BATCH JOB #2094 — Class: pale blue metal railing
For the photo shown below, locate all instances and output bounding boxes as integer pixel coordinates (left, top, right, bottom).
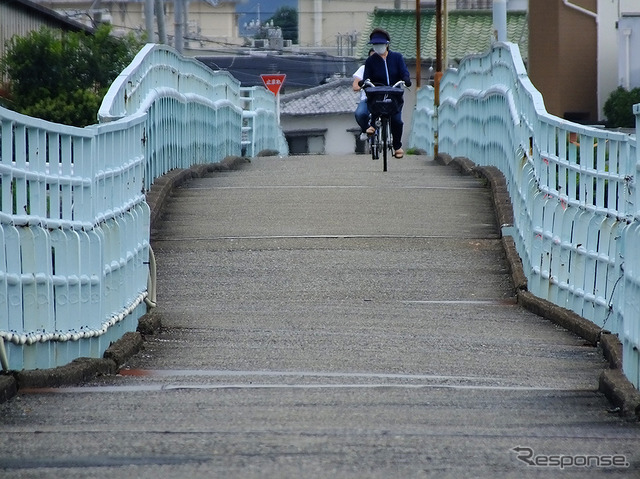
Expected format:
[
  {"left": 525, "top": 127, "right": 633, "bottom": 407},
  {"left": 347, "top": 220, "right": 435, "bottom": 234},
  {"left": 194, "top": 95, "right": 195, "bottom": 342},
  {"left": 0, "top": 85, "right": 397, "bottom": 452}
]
[
  {"left": 240, "top": 86, "right": 287, "bottom": 157},
  {"left": 0, "top": 108, "right": 150, "bottom": 370},
  {"left": 410, "top": 42, "right": 640, "bottom": 390},
  {"left": 99, "top": 43, "right": 288, "bottom": 188},
  {"left": 0, "top": 43, "right": 287, "bottom": 371}
]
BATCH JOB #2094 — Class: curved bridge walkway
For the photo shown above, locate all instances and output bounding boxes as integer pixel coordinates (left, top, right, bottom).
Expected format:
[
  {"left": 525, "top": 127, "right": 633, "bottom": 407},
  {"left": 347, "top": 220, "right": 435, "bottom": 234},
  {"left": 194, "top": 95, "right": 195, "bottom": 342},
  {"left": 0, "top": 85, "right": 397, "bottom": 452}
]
[{"left": 1, "top": 154, "right": 639, "bottom": 477}]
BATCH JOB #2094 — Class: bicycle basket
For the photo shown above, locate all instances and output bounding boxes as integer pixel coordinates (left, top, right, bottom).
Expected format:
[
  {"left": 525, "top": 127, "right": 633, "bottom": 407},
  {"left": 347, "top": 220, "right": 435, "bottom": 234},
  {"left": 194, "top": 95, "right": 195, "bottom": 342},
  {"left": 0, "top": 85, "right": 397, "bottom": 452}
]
[{"left": 365, "top": 86, "right": 404, "bottom": 117}]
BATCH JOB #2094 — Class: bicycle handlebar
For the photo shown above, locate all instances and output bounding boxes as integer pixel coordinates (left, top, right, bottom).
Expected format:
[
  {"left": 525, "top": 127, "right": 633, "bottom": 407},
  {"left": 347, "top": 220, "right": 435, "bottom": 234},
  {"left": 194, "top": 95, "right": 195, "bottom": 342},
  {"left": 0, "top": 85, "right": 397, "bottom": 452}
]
[{"left": 360, "top": 79, "right": 410, "bottom": 89}]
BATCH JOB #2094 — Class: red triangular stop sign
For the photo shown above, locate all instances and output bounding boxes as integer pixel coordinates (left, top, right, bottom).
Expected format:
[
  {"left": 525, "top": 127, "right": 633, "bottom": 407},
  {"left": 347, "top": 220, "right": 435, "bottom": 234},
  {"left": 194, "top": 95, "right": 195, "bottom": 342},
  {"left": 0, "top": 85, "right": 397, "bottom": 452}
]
[{"left": 261, "top": 74, "right": 286, "bottom": 95}]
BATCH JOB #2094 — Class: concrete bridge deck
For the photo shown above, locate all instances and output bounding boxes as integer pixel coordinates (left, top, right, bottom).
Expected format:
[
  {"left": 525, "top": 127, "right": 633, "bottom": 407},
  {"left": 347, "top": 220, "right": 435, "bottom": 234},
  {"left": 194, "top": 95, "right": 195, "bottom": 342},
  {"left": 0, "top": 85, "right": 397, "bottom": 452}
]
[{"left": 0, "top": 153, "right": 638, "bottom": 477}]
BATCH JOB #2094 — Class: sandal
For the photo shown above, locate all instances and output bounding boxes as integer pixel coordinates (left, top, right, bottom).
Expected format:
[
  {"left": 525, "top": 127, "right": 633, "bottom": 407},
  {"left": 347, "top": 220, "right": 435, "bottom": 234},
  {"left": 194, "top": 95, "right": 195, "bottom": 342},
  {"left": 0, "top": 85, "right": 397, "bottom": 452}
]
[{"left": 394, "top": 148, "right": 404, "bottom": 158}]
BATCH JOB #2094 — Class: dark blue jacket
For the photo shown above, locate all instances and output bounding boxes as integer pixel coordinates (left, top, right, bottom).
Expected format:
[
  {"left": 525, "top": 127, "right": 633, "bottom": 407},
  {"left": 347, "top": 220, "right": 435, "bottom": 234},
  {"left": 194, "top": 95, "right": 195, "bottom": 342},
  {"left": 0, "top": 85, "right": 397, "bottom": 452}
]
[{"left": 363, "top": 50, "right": 411, "bottom": 87}]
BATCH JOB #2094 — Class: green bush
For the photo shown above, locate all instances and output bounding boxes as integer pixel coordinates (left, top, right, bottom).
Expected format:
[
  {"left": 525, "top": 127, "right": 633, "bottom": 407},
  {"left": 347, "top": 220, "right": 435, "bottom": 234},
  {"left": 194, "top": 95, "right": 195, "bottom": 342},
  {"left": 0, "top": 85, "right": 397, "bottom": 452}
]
[
  {"left": 603, "top": 86, "right": 640, "bottom": 128},
  {"left": 0, "top": 24, "right": 143, "bottom": 127},
  {"left": 22, "top": 88, "right": 103, "bottom": 126}
]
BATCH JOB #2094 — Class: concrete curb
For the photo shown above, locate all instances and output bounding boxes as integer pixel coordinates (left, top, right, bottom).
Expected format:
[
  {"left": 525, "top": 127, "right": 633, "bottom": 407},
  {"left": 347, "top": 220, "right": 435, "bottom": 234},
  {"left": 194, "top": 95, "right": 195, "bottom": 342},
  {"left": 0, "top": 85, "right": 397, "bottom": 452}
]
[
  {"left": 0, "top": 375, "right": 17, "bottom": 402},
  {"left": 16, "top": 358, "right": 118, "bottom": 390},
  {"left": 0, "top": 155, "right": 252, "bottom": 403},
  {"left": 435, "top": 153, "right": 640, "bottom": 420}
]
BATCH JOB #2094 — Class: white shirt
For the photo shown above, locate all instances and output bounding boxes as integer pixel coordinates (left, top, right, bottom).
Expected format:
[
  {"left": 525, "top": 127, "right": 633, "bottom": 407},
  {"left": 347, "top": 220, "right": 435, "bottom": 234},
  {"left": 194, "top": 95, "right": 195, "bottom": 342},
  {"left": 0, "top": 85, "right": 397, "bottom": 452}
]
[{"left": 353, "top": 65, "right": 366, "bottom": 101}]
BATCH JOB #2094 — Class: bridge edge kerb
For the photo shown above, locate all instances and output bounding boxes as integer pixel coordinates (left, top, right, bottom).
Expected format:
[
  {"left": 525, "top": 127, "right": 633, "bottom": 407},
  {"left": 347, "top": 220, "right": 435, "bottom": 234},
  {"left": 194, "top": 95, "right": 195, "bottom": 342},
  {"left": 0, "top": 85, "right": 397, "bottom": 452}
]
[
  {"left": 595, "top": 333, "right": 640, "bottom": 420},
  {"left": 599, "top": 369, "right": 640, "bottom": 419},
  {"left": 475, "top": 165, "right": 515, "bottom": 228},
  {"left": 501, "top": 235, "right": 528, "bottom": 292},
  {"left": 443, "top": 154, "right": 640, "bottom": 421},
  {"left": 0, "top": 375, "right": 17, "bottom": 403},
  {"left": 14, "top": 357, "right": 118, "bottom": 390},
  {"left": 600, "top": 331, "right": 623, "bottom": 370},
  {"left": 103, "top": 332, "right": 145, "bottom": 370}
]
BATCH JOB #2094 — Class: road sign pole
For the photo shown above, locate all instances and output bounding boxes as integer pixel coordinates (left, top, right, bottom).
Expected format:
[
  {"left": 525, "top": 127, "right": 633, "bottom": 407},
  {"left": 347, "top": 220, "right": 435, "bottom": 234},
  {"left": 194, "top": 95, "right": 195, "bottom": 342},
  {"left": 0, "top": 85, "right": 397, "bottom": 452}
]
[{"left": 260, "top": 74, "right": 286, "bottom": 124}]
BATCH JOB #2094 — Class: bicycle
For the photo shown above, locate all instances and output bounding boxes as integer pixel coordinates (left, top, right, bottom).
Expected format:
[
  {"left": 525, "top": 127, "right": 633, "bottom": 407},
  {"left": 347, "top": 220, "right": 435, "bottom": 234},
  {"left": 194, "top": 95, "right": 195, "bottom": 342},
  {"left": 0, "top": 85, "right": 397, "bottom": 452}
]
[{"left": 361, "top": 79, "right": 407, "bottom": 172}]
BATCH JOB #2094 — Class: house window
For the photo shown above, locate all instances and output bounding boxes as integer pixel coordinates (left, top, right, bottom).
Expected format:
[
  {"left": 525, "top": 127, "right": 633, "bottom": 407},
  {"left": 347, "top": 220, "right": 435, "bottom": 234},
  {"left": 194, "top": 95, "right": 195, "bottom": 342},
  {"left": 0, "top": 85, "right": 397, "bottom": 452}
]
[{"left": 284, "top": 129, "right": 326, "bottom": 154}]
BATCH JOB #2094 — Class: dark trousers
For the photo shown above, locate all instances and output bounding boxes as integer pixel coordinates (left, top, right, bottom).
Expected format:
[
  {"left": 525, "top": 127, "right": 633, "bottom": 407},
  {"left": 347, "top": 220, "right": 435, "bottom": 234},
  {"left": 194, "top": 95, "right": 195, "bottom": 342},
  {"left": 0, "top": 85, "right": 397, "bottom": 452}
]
[{"left": 390, "top": 111, "right": 403, "bottom": 150}]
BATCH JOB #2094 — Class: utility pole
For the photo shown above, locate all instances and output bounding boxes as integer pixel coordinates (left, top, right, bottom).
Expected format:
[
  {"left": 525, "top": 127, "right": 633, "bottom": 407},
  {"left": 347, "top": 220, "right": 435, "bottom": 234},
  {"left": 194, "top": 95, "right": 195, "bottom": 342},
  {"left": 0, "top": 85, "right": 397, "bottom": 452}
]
[
  {"left": 493, "top": 0, "right": 507, "bottom": 43},
  {"left": 443, "top": 0, "right": 447, "bottom": 69},
  {"left": 434, "top": 0, "right": 443, "bottom": 159},
  {"left": 145, "top": 0, "right": 155, "bottom": 42},
  {"left": 416, "top": 0, "right": 421, "bottom": 88},
  {"left": 174, "top": 0, "right": 184, "bottom": 53},
  {"left": 156, "top": 0, "right": 167, "bottom": 44},
  {"left": 184, "top": 0, "right": 190, "bottom": 48},
  {"left": 314, "top": 0, "right": 322, "bottom": 46}
]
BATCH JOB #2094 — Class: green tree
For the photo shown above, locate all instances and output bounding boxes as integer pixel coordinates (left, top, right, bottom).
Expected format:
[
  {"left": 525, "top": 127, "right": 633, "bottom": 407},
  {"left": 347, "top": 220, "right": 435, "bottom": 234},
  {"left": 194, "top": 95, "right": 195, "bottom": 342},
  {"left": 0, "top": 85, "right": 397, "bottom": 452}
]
[
  {"left": 267, "top": 6, "right": 298, "bottom": 43},
  {"left": 0, "top": 24, "right": 143, "bottom": 127},
  {"left": 603, "top": 86, "right": 640, "bottom": 128}
]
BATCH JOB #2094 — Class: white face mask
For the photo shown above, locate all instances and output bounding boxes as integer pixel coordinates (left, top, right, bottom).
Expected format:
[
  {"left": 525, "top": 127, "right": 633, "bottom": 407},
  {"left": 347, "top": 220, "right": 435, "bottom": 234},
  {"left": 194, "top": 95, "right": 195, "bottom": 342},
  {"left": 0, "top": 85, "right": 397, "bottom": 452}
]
[{"left": 373, "top": 44, "right": 388, "bottom": 55}]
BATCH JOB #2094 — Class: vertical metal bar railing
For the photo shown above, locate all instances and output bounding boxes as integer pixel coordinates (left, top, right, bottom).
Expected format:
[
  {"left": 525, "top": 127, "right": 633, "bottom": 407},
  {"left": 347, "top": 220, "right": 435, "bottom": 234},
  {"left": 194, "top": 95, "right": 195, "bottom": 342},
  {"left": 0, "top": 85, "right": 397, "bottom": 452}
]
[
  {"left": 0, "top": 42, "right": 287, "bottom": 371},
  {"left": 410, "top": 42, "right": 640, "bottom": 389}
]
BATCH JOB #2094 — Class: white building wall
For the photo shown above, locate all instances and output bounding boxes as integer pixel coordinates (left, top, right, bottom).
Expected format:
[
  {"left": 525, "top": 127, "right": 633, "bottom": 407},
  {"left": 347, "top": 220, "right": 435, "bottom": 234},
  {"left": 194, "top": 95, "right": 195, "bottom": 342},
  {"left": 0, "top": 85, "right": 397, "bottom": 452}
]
[
  {"left": 598, "top": 0, "right": 640, "bottom": 120},
  {"left": 617, "top": 15, "right": 640, "bottom": 90},
  {"left": 599, "top": 0, "right": 622, "bottom": 120},
  {"left": 281, "top": 114, "right": 360, "bottom": 155}
]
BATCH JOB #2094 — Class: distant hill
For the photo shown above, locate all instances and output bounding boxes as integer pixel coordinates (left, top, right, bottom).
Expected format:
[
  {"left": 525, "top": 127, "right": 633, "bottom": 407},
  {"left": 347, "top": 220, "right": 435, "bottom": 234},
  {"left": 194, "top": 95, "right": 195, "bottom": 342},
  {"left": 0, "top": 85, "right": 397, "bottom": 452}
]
[{"left": 237, "top": 0, "right": 297, "bottom": 35}]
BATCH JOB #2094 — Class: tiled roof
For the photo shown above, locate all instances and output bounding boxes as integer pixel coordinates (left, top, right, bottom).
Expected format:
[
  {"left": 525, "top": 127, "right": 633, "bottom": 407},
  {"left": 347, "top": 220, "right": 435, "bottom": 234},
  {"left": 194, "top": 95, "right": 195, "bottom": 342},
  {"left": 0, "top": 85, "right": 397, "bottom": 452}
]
[
  {"left": 356, "top": 9, "right": 528, "bottom": 62},
  {"left": 280, "top": 78, "right": 359, "bottom": 116}
]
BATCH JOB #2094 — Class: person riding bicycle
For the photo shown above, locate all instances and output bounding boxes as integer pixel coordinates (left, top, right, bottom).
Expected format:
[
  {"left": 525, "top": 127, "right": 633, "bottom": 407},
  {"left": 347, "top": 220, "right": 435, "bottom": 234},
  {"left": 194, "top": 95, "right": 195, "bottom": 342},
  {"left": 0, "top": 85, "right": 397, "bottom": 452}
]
[
  {"left": 352, "top": 48, "right": 375, "bottom": 138},
  {"left": 362, "top": 28, "right": 411, "bottom": 158}
]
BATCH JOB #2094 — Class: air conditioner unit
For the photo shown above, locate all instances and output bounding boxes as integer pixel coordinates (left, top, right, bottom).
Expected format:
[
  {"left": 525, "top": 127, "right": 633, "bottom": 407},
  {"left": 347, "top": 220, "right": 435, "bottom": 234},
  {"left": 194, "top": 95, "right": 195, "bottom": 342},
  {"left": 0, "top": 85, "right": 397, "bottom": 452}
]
[{"left": 269, "top": 37, "right": 283, "bottom": 50}]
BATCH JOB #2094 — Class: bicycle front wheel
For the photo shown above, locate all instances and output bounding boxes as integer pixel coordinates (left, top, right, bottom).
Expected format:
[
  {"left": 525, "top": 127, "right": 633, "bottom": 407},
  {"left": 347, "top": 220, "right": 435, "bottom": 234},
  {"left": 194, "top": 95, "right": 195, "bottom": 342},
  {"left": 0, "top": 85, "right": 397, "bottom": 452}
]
[
  {"left": 381, "top": 119, "right": 389, "bottom": 172},
  {"left": 370, "top": 129, "right": 379, "bottom": 161}
]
